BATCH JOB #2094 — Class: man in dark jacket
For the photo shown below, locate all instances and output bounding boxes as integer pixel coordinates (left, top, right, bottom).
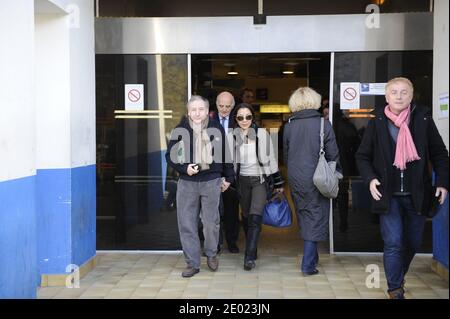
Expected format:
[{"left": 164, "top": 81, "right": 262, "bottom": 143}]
[
  {"left": 355, "top": 77, "right": 449, "bottom": 299},
  {"left": 214, "top": 91, "right": 240, "bottom": 253},
  {"left": 166, "top": 95, "right": 235, "bottom": 278}
]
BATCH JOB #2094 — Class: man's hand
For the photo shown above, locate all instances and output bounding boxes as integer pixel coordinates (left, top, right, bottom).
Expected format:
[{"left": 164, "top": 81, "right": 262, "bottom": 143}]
[
  {"left": 187, "top": 164, "right": 199, "bottom": 176},
  {"left": 221, "top": 180, "right": 230, "bottom": 192},
  {"left": 435, "top": 187, "right": 448, "bottom": 205},
  {"left": 369, "top": 179, "right": 382, "bottom": 201}
]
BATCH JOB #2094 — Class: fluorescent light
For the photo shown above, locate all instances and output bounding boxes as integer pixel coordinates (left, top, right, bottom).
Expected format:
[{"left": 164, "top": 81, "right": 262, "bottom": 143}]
[
  {"left": 227, "top": 71, "right": 238, "bottom": 75},
  {"left": 282, "top": 70, "right": 294, "bottom": 74}
]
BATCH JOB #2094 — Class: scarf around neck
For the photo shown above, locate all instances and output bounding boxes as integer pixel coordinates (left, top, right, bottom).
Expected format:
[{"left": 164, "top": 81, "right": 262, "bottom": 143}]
[
  {"left": 384, "top": 104, "right": 420, "bottom": 170},
  {"left": 189, "top": 117, "right": 212, "bottom": 170}
]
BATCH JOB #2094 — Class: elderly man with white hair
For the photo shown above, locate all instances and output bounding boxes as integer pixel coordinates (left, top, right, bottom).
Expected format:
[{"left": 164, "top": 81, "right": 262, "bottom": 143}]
[
  {"left": 166, "top": 95, "right": 235, "bottom": 278},
  {"left": 356, "top": 77, "right": 449, "bottom": 299},
  {"left": 214, "top": 91, "right": 241, "bottom": 254}
]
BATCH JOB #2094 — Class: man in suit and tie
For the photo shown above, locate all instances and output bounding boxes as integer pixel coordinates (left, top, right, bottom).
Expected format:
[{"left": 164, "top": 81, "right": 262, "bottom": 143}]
[{"left": 215, "top": 91, "right": 240, "bottom": 253}]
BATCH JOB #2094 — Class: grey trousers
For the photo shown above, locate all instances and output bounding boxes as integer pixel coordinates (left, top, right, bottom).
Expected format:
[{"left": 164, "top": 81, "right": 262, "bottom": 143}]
[
  {"left": 238, "top": 175, "right": 267, "bottom": 217},
  {"left": 176, "top": 178, "right": 222, "bottom": 269}
]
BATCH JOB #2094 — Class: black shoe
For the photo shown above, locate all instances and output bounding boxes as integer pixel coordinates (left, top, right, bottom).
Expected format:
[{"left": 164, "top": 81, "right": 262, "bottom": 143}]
[
  {"left": 302, "top": 269, "right": 319, "bottom": 276},
  {"left": 244, "top": 259, "right": 256, "bottom": 271},
  {"left": 228, "top": 243, "right": 240, "bottom": 254},
  {"left": 182, "top": 267, "right": 200, "bottom": 278}
]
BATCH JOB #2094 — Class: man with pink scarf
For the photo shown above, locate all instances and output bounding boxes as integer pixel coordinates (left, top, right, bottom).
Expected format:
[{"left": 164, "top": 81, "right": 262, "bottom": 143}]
[{"left": 356, "top": 77, "right": 449, "bottom": 299}]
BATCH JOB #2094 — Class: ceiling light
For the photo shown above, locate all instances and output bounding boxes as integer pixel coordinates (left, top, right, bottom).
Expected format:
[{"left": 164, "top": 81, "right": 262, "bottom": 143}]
[
  {"left": 282, "top": 70, "right": 294, "bottom": 75},
  {"left": 227, "top": 66, "right": 238, "bottom": 75}
]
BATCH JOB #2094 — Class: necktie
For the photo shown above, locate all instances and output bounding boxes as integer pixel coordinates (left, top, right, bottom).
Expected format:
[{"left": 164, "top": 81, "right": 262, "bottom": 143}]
[{"left": 221, "top": 117, "right": 226, "bottom": 128}]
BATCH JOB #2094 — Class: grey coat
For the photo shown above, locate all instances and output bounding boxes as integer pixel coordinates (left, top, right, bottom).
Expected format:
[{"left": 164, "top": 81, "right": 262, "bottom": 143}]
[{"left": 283, "top": 109, "right": 341, "bottom": 241}]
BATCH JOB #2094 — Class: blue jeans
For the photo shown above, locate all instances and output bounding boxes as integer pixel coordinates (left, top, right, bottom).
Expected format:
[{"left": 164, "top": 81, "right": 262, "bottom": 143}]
[
  {"left": 380, "top": 195, "right": 426, "bottom": 292},
  {"left": 301, "top": 240, "right": 319, "bottom": 273}
]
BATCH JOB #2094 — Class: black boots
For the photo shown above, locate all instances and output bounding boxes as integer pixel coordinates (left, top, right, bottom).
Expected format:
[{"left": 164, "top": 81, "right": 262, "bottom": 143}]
[
  {"left": 242, "top": 216, "right": 258, "bottom": 260},
  {"left": 242, "top": 216, "right": 249, "bottom": 237},
  {"left": 244, "top": 214, "right": 262, "bottom": 271}
]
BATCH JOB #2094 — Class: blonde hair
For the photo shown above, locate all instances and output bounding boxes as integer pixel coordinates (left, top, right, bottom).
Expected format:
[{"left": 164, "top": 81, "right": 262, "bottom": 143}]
[
  {"left": 288, "top": 87, "right": 322, "bottom": 112},
  {"left": 385, "top": 77, "right": 414, "bottom": 93}
]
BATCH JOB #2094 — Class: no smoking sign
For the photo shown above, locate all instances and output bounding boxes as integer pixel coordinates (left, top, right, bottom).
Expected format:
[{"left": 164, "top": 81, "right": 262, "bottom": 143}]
[
  {"left": 340, "top": 82, "right": 360, "bottom": 110},
  {"left": 125, "top": 84, "right": 144, "bottom": 111}
]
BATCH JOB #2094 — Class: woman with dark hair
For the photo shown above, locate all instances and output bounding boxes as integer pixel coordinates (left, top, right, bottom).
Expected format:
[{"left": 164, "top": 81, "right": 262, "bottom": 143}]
[{"left": 231, "top": 103, "right": 284, "bottom": 270}]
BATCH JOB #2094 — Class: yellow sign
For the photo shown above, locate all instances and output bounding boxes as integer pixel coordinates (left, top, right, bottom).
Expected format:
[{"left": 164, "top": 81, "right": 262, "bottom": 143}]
[{"left": 260, "top": 104, "right": 291, "bottom": 113}]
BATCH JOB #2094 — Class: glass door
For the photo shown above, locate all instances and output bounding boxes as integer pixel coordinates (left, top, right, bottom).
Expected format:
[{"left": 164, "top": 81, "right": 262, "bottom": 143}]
[
  {"left": 96, "top": 54, "right": 187, "bottom": 249},
  {"left": 331, "top": 51, "right": 433, "bottom": 253}
]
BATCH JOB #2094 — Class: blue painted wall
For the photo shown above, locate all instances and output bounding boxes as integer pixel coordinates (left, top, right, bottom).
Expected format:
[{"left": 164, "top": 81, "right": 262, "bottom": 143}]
[
  {"left": 0, "top": 175, "right": 38, "bottom": 299},
  {"left": 37, "top": 165, "right": 97, "bottom": 275},
  {"left": 0, "top": 165, "right": 96, "bottom": 298},
  {"left": 433, "top": 196, "right": 449, "bottom": 269},
  {"left": 71, "top": 165, "right": 96, "bottom": 267},
  {"left": 36, "top": 169, "right": 72, "bottom": 275}
]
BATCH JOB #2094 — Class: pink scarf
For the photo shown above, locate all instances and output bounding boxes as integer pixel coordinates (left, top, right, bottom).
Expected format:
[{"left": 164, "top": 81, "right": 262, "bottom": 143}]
[{"left": 384, "top": 105, "right": 420, "bottom": 170}]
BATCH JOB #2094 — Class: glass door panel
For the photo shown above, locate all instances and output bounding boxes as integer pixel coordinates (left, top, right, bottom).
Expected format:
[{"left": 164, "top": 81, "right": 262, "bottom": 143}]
[
  {"left": 96, "top": 54, "right": 187, "bottom": 249},
  {"left": 331, "top": 51, "right": 433, "bottom": 253}
]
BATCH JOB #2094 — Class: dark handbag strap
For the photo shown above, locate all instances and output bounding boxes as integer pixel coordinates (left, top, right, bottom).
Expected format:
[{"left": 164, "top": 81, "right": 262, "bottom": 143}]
[{"left": 269, "top": 191, "right": 285, "bottom": 202}]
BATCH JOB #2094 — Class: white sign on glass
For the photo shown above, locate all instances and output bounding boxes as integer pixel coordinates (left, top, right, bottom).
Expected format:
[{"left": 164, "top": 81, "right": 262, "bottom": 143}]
[
  {"left": 360, "top": 83, "right": 387, "bottom": 96},
  {"left": 125, "top": 84, "right": 144, "bottom": 111},
  {"left": 340, "top": 82, "right": 360, "bottom": 109}
]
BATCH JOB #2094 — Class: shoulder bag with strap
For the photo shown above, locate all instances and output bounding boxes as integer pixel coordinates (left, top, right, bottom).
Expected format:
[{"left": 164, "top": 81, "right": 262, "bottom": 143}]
[{"left": 313, "top": 117, "right": 343, "bottom": 198}]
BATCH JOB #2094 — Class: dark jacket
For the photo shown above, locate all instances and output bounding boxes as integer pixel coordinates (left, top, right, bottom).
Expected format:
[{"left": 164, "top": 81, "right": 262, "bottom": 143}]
[
  {"left": 355, "top": 105, "right": 449, "bottom": 216},
  {"left": 213, "top": 110, "right": 236, "bottom": 130},
  {"left": 165, "top": 116, "right": 235, "bottom": 184},
  {"left": 334, "top": 111, "right": 361, "bottom": 176},
  {"left": 283, "top": 109, "right": 341, "bottom": 241}
]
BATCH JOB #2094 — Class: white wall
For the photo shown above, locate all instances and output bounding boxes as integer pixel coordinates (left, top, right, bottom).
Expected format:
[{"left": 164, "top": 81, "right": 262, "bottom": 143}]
[
  {"left": 68, "top": 0, "right": 96, "bottom": 168},
  {"left": 0, "top": 0, "right": 36, "bottom": 182},
  {"left": 35, "top": 14, "right": 71, "bottom": 169},
  {"left": 35, "top": 0, "right": 96, "bottom": 170},
  {"left": 433, "top": 0, "right": 449, "bottom": 149}
]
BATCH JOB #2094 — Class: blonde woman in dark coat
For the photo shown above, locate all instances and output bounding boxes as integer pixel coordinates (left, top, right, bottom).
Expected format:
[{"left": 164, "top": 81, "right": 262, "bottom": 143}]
[{"left": 283, "top": 87, "right": 341, "bottom": 276}]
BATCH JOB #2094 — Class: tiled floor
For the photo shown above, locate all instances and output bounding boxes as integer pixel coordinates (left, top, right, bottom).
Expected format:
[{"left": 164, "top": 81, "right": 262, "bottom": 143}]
[
  {"left": 37, "top": 185, "right": 448, "bottom": 300},
  {"left": 37, "top": 249, "right": 448, "bottom": 299},
  {"left": 38, "top": 187, "right": 449, "bottom": 300}
]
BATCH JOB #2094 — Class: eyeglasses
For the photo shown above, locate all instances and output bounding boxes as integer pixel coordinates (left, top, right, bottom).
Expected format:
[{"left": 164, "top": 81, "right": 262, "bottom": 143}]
[
  {"left": 236, "top": 115, "right": 253, "bottom": 121},
  {"left": 218, "top": 104, "right": 232, "bottom": 109}
]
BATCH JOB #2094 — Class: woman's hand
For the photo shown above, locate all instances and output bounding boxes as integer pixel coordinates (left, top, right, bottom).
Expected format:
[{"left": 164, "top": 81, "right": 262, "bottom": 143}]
[{"left": 274, "top": 188, "right": 284, "bottom": 194}]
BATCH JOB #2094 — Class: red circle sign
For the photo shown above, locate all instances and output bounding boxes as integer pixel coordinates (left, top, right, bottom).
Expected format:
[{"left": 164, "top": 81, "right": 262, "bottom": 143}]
[
  {"left": 128, "top": 89, "right": 141, "bottom": 102},
  {"left": 343, "top": 88, "right": 357, "bottom": 101}
]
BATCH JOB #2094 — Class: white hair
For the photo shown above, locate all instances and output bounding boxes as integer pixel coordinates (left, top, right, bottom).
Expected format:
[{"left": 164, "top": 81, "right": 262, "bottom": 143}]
[{"left": 186, "top": 95, "right": 209, "bottom": 109}]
